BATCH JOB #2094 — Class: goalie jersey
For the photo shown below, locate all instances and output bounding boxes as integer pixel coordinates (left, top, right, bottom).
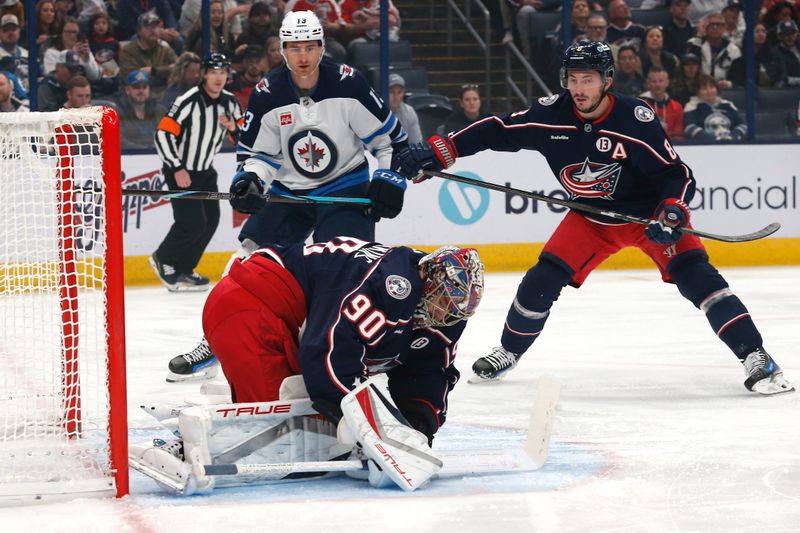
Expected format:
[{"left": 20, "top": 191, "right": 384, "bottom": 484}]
[
  {"left": 448, "top": 91, "right": 697, "bottom": 222},
  {"left": 255, "top": 237, "right": 463, "bottom": 430},
  {"left": 237, "top": 60, "right": 407, "bottom": 193}
]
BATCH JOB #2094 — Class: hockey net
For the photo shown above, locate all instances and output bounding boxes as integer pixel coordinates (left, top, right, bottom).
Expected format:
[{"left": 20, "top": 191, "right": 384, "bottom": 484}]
[{"left": 0, "top": 108, "right": 127, "bottom": 502}]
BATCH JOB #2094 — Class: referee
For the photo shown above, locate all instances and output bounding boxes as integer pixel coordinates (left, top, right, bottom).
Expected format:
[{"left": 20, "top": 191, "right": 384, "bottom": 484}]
[{"left": 151, "top": 53, "right": 243, "bottom": 292}]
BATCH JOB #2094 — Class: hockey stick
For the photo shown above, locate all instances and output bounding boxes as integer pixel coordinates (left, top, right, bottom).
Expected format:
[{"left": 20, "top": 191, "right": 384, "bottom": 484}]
[
  {"left": 121, "top": 188, "right": 372, "bottom": 206},
  {"left": 202, "top": 376, "right": 560, "bottom": 480},
  {"left": 423, "top": 170, "right": 781, "bottom": 243}
]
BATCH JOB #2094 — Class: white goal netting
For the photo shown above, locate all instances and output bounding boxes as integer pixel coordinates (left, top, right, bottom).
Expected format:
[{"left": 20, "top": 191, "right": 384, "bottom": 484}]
[{"left": 0, "top": 108, "right": 124, "bottom": 502}]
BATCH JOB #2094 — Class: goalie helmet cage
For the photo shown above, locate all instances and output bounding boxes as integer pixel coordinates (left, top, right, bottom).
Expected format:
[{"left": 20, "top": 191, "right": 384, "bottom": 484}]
[{"left": 0, "top": 107, "right": 128, "bottom": 502}]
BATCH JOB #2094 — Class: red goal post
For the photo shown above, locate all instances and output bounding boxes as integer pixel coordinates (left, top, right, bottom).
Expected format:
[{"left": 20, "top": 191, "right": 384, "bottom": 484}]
[{"left": 0, "top": 107, "right": 127, "bottom": 502}]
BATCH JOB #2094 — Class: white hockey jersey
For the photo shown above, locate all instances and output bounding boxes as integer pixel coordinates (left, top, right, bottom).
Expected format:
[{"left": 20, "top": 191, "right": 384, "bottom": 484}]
[{"left": 237, "top": 60, "right": 407, "bottom": 192}]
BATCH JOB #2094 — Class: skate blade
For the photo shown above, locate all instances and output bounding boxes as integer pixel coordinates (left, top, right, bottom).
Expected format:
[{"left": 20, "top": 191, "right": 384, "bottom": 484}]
[
  {"left": 752, "top": 373, "right": 796, "bottom": 396},
  {"left": 169, "top": 283, "right": 209, "bottom": 293},
  {"left": 467, "top": 372, "right": 506, "bottom": 384},
  {"left": 166, "top": 363, "right": 220, "bottom": 383}
]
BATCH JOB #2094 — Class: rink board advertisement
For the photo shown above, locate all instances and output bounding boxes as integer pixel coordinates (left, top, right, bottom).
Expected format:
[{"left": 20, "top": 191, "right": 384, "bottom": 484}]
[{"left": 121, "top": 144, "right": 800, "bottom": 253}]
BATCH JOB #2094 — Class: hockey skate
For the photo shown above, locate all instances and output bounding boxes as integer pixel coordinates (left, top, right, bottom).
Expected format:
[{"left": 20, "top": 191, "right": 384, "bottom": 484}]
[
  {"left": 148, "top": 252, "right": 179, "bottom": 291},
  {"left": 742, "top": 349, "right": 794, "bottom": 395},
  {"left": 468, "top": 346, "right": 521, "bottom": 383},
  {"left": 166, "top": 338, "right": 220, "bottom": 383},
  {"left": 176, "top": 272, "right": 210, "bottom": 292}
]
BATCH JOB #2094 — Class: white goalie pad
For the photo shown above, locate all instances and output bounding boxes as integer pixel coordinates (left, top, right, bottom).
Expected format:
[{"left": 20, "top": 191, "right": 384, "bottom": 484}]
[
  {"left": 340, "top": 375, "right": 443, "bottom": 491},
  {"left": 131, "top": 398, "right": 352, "bottom": 494}
]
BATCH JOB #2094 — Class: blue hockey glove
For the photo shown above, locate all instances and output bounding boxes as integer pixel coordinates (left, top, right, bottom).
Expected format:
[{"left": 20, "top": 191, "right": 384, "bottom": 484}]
[
  {"left": 645, "top": 198, "right": 690, "bottom": 245},
  {"left": 367, "top": 169, "right": 407, "bottom": 221},
  {"left": 229, "top": 171, "right": 265, "bottom": 214},
  {"left": 394, "top": 135, "right": 458, "bottom": 180}
]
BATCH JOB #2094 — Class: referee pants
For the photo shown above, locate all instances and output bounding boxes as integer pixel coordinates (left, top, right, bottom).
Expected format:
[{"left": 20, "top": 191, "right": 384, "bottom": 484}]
[{"left": 155, "top": 166, "right": 220, "bottom": 275}]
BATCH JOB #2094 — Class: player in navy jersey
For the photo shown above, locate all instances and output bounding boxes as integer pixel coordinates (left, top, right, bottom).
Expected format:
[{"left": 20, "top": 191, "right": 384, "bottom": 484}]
[
  {"left": 395, "top": 40, "right": 793, "bottom": 396},
  {"left": 202, "top": 237, "right": 484, "bottom": 443},
  {"left": 165, "top": 11, "right": 409, "bottom": 381}
]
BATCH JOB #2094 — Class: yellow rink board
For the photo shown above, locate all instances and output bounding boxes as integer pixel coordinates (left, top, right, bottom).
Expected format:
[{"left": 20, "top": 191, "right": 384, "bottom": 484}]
[{"left": 123, "top": 237, "right": 800, "bottom": 286}]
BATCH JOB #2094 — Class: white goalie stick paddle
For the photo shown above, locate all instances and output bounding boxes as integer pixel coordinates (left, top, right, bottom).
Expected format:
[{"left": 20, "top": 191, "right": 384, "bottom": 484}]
[{"left": 202, "top": 376, "right": 561, "bottom": 480}]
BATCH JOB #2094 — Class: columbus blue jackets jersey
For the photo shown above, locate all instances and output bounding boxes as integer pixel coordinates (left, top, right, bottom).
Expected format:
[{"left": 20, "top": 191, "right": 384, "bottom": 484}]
[
  {"left": 250, "top": 236, "right": 462, "bottom": 427},
  {"left": 449, "top": 91, "right": 696, "bottom": 222},
  {"left": 237, "top": 60, "right": 407, "bottom": 193},
  {"left": 683, "top": 97, "right": 747, "bottom": 141}
]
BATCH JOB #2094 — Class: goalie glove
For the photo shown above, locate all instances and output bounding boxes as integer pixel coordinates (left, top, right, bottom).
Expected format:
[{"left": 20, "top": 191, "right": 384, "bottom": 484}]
[
  {"left": 645, "top": 198, "right": 689, "bottom": 245},
  {"left": 340, "top": 375, "right": 442, "bottom": 491},
  {"left": 230, "top": 171, "right": 266, "bottom": 214},
  {"left": 394, "top": 135, "right": 458, "bottom": 181}
]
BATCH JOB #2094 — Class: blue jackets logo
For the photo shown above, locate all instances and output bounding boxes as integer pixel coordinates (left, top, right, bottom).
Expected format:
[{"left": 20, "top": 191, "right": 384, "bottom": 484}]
[{"left": 438, "top": 172, "right": 490, "bottom": 225}]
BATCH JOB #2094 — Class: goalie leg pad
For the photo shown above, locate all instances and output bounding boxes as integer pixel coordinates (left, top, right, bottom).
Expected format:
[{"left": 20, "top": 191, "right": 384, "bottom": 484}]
[
  {"left": 340, "top": 375, "right": 443, "bottom": 491},
  {"left": 129, "top": 441, "right": 207, "bottom": 495}
]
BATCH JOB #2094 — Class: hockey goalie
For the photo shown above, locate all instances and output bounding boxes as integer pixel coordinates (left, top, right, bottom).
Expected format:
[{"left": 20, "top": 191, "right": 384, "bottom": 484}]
[{"left": 130, "top": 238, "right": 484, "bottom": 493}]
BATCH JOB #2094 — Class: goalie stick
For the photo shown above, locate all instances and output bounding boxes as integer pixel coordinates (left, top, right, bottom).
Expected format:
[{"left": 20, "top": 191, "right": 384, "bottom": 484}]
[
  {"left": 120, "top": 188, "right": 372, "bottom": 206},
  {"left": 423, "top": 170, "right": 780, "bottom": 243},
  {"left": 202, "top": 376, "right": 561, "bottom": 481}
]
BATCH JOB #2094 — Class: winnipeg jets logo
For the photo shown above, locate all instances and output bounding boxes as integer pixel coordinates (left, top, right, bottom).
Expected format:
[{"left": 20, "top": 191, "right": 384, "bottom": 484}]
[
  {"left": 559, "top": 158, "right": 622, "bottom": 199},
  {"left": 339, "top": 64, "right": 355, "bottom": 81},
  {"left": 287, "top": 129, "right": 338, "bottom": 178},
  {"left": 255, "top": 78, "right": 270, "bottom": 94}
]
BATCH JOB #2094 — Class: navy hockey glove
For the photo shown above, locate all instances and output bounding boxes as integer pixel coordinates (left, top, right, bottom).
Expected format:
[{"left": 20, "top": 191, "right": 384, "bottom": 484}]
[
  {"left": 395, "top": 135, "right": 458, "bottom": 180},
  {"left": 645, "top": 199, "right": 690, "bottom": 245},
  {"left": 367, "top": 169, "right": 407, "bottom": 221},
  {"left": 229, "top": 171, "right": 266, "bottom": 214}
]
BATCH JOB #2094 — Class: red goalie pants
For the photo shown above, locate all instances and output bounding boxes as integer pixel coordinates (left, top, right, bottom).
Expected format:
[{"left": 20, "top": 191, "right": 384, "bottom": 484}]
[{"left": 203, "top": 253, "right": 307, "bottom": 402}]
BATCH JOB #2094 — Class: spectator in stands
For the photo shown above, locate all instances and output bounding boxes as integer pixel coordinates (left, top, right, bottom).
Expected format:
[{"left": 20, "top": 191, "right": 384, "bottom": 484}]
[
  {"left": 63, "top": 74, "right": 91, "bottom": 108},
  {"left": 776, "top": 20, "right": 800, "bottom": 86},
  {"left": 117, "top": 69, "right": 166, "bottom": 150},
  {"left": 54, "top": 0, "right": 78, "bottom": 21},
  {"left": 234, "top": 2, "right": 279, "bottom": 51},
  {"left": 554, "top": 0, "right": 591, "bottom": 44},
  {"left": 38, "top": 50, "right": 82, "bottom": 111},
  {"left": 340, "top": 0, "right": 401, "bottom": 44},
  {"left": 639, "top": 25, "right": 678, "bottom": 78},
  {"left": 119, "top": 11, "right": 178, "bottom": 99},
  {"left": 265, "top": 35, "right": 284, "bottom": 71},
  {"left": 161, "top": 51, "right": 202, "bottom": 108},
  {"left": 0, "top": 15, "right": 27, "bottom": 91},
  {"left": 721, "top": 0, "right": 744, "bottom": 48},
  {"left": 227, "top": 44, "right": 265, "bottom": 110},
  {"left": 36, "top": 0, "right": 61, "bottom": 47},
  {"left": 614, "top": 44, "right": 646, "bottom": 96},
  {"left": 671, "top": 51, "right": 701, "bottom": 104},
  {"left": 583, "top": 14, "right": 620, "bottom": 61},
  {"left": 440, "top": 84, "right": 489, "bottom": 134},
  {"left": 179, "top": 0, "right": 249, "bottom": 42},
  {"left": 640, "top": 66, "right": 684, "bottom": 139},
  {"left": 387, "top": 73, "right": 422, "bottom": 144},
  {"left": 728, "top": 22, "right": 786, "bottom": 88},
  {"left": 286, "top": 0, "right": 349, "bottom": 61},
  {"left": 686, "top": 12, "right": 739, "bottom": 88},
  {"left": 0, "top": 70, "right": 27, "bottom": 111},
  {"left": 88, "top": 12, "right": 119, "bottom": 76},
  {"left": 186, "top": 0, "right": 238, "bottom": 60},
  {"left": 0, "top": 1, "right": 23, "bottom": 31},
  {"left": 663, "top": 0, "right": 694, "bottom": 57},
  {"left": 762, "top": 1, "right": 797, "bottom": 46},
  {"left": 43, "top": 17, "right": 102, "bottom": 81},
  {"left": 684, "top": 73, "right": 746, "bottom": 140},
  {"left": 688, "top": 0, "right": 730, "bottom": 25},
  {"left": 606, "top": 0, "right": 646, "bottom": 48},
  {"left": 115, "top": 0, "right": 179, "bottom": 42}
]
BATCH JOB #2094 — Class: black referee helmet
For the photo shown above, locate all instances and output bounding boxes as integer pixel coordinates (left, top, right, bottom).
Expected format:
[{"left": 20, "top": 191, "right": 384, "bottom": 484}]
[{"left": 203, "top": 52, "right": 231, "bottom": 73}]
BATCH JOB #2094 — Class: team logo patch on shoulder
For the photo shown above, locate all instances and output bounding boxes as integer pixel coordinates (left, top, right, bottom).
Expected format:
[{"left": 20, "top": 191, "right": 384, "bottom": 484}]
[
  {"left": 634, "top": 105, "right": 655, "bottom": 122},
  {"left": 538, "top": 94, "right": 559, "bottom": 106},
  {"left": 256, "top": 78, "right": 271, "bottom": 94},
  {"left": 339, "top": 64, "right": 355, "bottom": 81},
  {"left": 385, "top": 275, "right": 411, "bottom": 300}
]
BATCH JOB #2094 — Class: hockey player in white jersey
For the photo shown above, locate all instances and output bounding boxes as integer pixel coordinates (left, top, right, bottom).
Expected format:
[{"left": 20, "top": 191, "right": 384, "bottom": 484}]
[{"left": 166, "top": 11, "right": 409, "bottom": 381}]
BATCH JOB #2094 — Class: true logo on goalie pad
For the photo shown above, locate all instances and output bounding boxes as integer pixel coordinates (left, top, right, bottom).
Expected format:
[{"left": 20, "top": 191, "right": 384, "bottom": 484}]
[
  {"left": 216, "top": 404, "right": 292, "bottom": 417},
  {"left": 374, "top": 443, "right": 413, "bottom": 488},
  {"left": 385, "top": 275, "right": 411, "bottom": 300}
]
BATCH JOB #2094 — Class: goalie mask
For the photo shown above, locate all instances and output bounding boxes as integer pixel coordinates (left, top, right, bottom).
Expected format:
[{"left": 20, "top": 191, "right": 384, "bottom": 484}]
[{"left": 417, "top": 247, "right": 484, "bottom": 327}]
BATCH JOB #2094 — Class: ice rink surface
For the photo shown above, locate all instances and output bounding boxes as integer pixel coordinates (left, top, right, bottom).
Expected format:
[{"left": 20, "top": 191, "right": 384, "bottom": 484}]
[{"left": 1, "top": 266, "right": 798, "bottom": 533}]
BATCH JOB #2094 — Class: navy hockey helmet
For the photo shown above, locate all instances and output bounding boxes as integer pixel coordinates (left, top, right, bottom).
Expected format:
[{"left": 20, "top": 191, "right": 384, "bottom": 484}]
[
  {"left": 560, "top": 40, "right": 615, "bottom": 89},
  {"left": 202, "top": 52, "right": 231, "bottom": 73}
]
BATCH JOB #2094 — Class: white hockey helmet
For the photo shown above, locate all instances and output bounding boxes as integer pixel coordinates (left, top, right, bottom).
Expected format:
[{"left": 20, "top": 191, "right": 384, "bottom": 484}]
[{"left": 280, "top": 11, "right": 324, "bottom": 45}]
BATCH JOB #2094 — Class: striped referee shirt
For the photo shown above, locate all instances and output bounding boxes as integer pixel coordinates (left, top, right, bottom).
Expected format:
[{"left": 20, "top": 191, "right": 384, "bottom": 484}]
[{"left": 154, "top": 85, "right": 243, "bottom": 172}]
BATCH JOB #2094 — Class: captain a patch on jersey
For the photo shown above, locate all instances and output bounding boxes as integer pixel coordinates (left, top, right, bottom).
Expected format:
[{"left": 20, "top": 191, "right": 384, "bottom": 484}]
[
  {"left": 559, "top": 158, "right": 622, "bottom": 199},
  {"left": 288, "top": 129, "right": 339, "bottom": 178}
]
